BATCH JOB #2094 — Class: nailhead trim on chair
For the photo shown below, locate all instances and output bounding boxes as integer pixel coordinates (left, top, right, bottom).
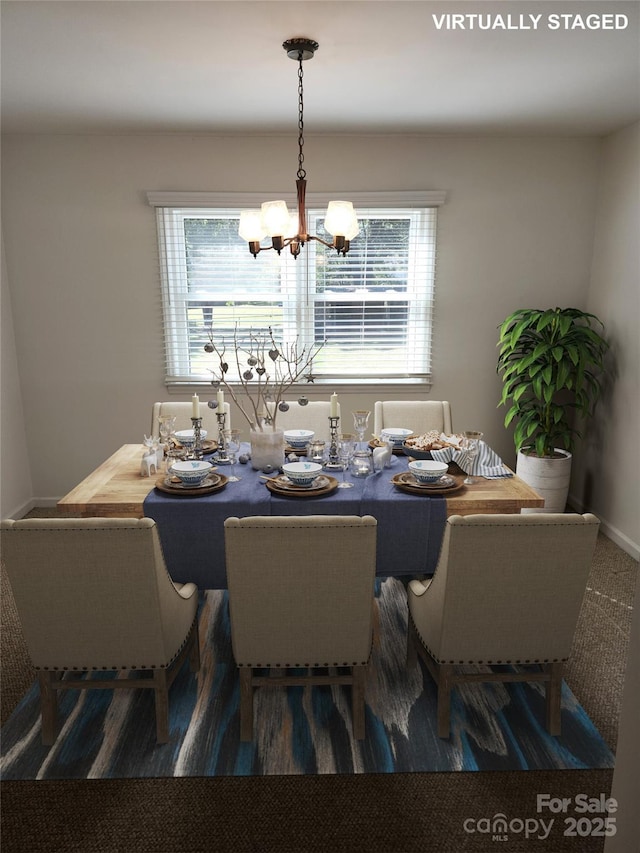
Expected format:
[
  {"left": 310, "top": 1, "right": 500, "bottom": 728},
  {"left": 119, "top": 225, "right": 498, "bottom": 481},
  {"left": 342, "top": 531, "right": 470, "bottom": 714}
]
[
  {"left": 236, "top": 634, "right": 374, "bottom": 669},
  {"left": 238, "top": 660, "right": 370, "bottom": 668},
  {"left": 408, "top": 613, "right": 567, "bottom": 666}
]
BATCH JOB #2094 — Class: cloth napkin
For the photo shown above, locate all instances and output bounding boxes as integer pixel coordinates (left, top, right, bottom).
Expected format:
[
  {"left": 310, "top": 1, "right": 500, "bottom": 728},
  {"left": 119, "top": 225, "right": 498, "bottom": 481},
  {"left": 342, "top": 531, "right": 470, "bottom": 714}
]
[{"left": 430, "top": 439, "right": 513, "bottom": 479}]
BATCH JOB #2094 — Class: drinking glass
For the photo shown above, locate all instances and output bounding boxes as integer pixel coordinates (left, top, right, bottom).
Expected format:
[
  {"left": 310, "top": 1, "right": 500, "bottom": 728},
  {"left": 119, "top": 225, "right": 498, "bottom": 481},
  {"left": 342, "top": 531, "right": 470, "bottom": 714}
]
[
  {"left": 158, "top": 415, "right": 176, "bottom": 451},
  {"left": 350, "top": 449, "right": 374, "bottom": 477},
  {"left": 223, "top": 429, "right": 242, "bottom": 481},
  {"left": 461, "top": 431, "right": 483, "bottom": 484},
  {"left": 337, "top": 433, "right": 356, "bottom": 489},
  {"left": 352, "top": 410, "right": 371, "bottom": 449}
]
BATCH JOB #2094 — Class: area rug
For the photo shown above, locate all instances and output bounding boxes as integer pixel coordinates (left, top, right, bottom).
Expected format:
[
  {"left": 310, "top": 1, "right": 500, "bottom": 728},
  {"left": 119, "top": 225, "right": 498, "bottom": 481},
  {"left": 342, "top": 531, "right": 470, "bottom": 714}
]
[{"left": 0, "top": 579, "right": 614, "bottom": 780}]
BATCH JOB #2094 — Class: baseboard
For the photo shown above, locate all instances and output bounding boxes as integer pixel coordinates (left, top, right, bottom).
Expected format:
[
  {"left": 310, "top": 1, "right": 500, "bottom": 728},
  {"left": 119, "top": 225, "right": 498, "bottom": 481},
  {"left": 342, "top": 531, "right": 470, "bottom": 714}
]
[
  {"left": 6, "top": 496, "right": 61, "bottom": 520},
  {"left": 567, "top": 494, "right": 640, "bottom": 561}
]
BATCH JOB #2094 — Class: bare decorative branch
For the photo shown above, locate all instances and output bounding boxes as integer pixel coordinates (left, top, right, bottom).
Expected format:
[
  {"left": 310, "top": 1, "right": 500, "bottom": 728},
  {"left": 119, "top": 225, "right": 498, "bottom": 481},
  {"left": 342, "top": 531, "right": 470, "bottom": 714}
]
[{"left": 205, "top": 325, "right": 323, "bottom": 431}]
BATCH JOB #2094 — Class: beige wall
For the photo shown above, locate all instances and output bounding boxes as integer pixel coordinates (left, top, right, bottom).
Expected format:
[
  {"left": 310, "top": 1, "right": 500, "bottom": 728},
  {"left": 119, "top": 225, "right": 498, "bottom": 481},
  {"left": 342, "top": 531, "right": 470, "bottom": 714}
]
[
  {"left": 0, "top": 132, "right": 605, "bottom": 510},
  {"left": 569, "top": 121, "right": 640, "bottom": 557},
  {"left": 1, "top": 232, "right": 33, "bottom": 517}
]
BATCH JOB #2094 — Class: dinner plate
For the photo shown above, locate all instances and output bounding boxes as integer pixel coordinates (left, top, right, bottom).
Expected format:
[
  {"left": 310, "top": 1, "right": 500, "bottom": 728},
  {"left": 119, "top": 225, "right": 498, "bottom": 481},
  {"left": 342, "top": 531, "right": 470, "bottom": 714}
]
[
  {"left": 265, "top": 474, "right": 338, "bottom": 497},
  {"left": 155, "top": 472, "right": 228, "bottom": 497},
  {"left": 391, "top": 471, "right": 465, "bottom": 496}
]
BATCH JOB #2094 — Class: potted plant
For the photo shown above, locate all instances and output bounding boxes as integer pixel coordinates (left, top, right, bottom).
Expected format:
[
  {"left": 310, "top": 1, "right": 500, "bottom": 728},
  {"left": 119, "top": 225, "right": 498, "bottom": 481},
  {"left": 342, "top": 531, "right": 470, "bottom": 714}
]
[{"left": 497, "top": 307, "right": 608, "bottom": 512}]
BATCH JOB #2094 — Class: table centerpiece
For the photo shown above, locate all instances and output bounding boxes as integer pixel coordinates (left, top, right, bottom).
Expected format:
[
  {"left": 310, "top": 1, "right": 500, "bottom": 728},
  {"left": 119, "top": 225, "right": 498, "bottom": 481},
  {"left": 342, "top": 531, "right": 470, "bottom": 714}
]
[{"left": 204, "top": 325, "right": 323, "bottom": 470}]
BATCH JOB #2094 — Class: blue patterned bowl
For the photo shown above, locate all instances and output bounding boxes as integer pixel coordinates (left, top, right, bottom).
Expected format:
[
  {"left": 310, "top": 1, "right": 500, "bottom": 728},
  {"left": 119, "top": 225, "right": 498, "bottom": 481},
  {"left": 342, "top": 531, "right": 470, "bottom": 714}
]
[
  {"left": 170, "top": 460, "right": 213, "bottom": 486},
  {"left": 284, "top": 429, "right": 315, "bottom": 448},
  {"left": 175, "top": 429, "right": 208, "bottom": 448},
  {"left": 408, "top": 460, "right": 448, "bottom": 483},
  {"left": 282, "top": 461, "right": 322, "bottom": 487}
]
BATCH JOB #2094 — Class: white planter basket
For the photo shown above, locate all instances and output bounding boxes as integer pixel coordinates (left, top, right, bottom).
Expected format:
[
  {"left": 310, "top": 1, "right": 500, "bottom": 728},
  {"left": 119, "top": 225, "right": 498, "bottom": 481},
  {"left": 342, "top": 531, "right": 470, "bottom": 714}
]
[{"left": 516, "top": 449, "right": 572, "bottom": 514}]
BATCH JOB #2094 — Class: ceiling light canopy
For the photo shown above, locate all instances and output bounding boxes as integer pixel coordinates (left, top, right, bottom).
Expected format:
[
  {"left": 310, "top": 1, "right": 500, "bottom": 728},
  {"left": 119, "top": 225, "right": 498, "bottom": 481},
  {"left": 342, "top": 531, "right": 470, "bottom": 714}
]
[{"left": 238, "top": 38, "right": 359, "bottom": 259}]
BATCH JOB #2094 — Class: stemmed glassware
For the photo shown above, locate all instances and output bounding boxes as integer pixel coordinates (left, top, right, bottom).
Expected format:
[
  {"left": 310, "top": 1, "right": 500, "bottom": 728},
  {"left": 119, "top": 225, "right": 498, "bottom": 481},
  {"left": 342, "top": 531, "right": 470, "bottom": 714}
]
[
  {"left": 352, "top": 411, "right": 371, "bottom": 449},
  {"left": 223, "top": 429, "right": 242, "bottom": 481},
  {"left": 337, "top": 433, "right": 356, "bottom": 489},
  {"left": 461, "top": 431, "right": 483, "bottom": 485},
  {"left": 158, "top": 415, "right": 176, "bottom": 455}
]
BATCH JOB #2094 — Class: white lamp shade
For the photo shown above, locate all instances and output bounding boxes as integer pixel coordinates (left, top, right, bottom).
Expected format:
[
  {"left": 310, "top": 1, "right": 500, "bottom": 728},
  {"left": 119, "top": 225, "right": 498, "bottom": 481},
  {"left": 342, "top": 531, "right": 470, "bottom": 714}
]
[
  {"left": 286, "top": 211, "right": 300, "bottom": 238},
  {"left": 261, "top": 200, "right": 291, "bottom": 237},
  {"left": 324, "top": 201, "right": 359, "bottom": 240},
  {"left": 238, "top": 210, "right": 267, "bottom": 242}
]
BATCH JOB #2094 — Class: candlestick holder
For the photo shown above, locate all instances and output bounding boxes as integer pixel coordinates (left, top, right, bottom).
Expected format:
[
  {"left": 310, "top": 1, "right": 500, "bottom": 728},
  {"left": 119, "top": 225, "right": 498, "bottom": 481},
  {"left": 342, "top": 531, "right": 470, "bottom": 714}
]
[
  {"left": 324, "top": 416, "right": 342, "bottom": 470},
  {"left": 190, "top": 416, "right": 204, "bottom": 459},
  {"left": 214, "top": 411, "right": 230, "bottom": 463}
]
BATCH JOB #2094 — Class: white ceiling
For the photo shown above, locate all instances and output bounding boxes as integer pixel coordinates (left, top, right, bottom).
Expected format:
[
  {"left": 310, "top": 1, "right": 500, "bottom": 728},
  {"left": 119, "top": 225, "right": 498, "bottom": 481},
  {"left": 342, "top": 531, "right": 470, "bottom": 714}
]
[{"left": 1, "top": 0, "right": 639, "bottom": 136}]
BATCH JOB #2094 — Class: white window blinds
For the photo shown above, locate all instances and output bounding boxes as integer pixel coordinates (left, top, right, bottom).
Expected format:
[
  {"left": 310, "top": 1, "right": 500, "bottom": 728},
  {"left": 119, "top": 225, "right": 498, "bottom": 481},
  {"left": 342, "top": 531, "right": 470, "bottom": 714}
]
[{"left": 148, "top": 191, "right": 445, "bottom": 386}]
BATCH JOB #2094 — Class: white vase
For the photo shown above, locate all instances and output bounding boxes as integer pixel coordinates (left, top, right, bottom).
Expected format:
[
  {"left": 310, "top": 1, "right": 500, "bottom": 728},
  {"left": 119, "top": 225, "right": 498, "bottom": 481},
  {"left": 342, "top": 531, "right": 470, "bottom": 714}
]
[
  {"left": 516, "top": 448, "right": 572, "bottom": 513},
  {"left": 249, "top": 428, "right": 285, "bottom": 471}
]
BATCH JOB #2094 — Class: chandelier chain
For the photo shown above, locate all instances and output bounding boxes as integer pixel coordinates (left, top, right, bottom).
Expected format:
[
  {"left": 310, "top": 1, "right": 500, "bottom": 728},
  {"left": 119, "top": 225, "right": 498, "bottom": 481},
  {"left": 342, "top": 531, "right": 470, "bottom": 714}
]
[{"left": 297, "top": 54, "right": 306, "bottom": 181}]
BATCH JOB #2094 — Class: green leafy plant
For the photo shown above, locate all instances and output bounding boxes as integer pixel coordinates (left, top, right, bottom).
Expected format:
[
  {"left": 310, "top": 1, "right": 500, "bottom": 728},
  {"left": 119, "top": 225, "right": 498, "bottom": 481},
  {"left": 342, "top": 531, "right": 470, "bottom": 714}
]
[{"left": 497, "top": 307, "right": 609, "bottom": 457}]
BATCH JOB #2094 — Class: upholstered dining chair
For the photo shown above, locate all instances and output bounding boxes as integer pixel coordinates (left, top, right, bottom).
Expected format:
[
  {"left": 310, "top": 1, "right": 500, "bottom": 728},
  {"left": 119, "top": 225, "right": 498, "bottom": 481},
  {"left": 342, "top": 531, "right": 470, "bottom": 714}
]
[
  {"left": 406, "top": 512, "right": 600, "bottom": 738},
  {"left": 267, "top": 399, "right": 341, "bottom": 442},
  {"left": 0, "top": 517, "right": 200, "bottom": 745},
  {"left": 150, "top": 400, "right": 231, "bottom": 439},
  {"left": 224, "top": 515, "right": 377, "bottom": 741},
  {"left": 373, "top": 400, "right": 453, "bottom": 437}
]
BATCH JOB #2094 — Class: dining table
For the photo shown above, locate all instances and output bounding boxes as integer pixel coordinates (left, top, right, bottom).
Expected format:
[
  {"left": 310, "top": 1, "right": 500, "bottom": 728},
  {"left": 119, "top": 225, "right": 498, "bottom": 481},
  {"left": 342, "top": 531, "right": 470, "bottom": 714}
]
[{"left": 58, "top": 442, "right": 544, "bottom": 589}]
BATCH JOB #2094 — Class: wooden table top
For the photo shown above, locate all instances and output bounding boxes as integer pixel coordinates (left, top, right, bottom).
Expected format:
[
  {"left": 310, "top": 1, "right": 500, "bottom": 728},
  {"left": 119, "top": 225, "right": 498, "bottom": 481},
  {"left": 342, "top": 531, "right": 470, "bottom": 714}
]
[{"left": 58, "top": 444, "right": 544, "bottom": 518}]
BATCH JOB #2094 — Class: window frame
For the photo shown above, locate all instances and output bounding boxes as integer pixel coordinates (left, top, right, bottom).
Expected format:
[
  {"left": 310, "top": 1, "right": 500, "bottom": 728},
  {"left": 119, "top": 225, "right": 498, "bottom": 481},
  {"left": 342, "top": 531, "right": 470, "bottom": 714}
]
[{"left": 148, "top": 190, "right": 446, "bottom": 392}]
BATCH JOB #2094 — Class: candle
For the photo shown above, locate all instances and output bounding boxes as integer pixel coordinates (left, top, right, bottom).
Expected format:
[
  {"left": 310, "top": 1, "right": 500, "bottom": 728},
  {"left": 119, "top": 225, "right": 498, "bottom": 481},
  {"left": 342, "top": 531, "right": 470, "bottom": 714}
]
[
  {"left": 191, "top": 394, "right": 199, "bottom": 418},
  {"left": 330, "top": 392, "right": 338, "bottom": 418},
  {"left": 217, "top": 388, "right": 225, "bottom": 410}
]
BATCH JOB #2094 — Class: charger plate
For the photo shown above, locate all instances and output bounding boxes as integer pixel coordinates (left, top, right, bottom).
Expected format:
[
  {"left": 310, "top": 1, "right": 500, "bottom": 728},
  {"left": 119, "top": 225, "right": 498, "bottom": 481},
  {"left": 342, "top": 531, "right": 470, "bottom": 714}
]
[
  {"left": 266, "top": 474, "right": 338, "bottom": 498},
  {"left": 170, "top": 439, "right": 218, "bottom": 454},
  {"left": 391, "top": 471, "right": 465, "bottom": 496},
  {"left": 155, "top": 472, "right": 228, "bottom": 497},
  {"left": 285, "top": 445, "right": 310, "bottom": 456}
]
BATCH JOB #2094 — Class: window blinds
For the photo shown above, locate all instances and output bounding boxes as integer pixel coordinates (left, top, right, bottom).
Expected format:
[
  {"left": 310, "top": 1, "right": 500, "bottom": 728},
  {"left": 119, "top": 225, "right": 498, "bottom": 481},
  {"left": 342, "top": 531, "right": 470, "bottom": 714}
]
[{"left": 149, "top": 191, "right": 445, "bottom": 386}]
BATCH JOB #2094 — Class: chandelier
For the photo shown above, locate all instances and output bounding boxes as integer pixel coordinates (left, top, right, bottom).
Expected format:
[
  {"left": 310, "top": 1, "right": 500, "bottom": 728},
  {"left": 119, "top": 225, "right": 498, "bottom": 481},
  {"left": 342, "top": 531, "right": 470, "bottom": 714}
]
[{"left": 238, "top": 38, "right": 359, "bottom": 259}]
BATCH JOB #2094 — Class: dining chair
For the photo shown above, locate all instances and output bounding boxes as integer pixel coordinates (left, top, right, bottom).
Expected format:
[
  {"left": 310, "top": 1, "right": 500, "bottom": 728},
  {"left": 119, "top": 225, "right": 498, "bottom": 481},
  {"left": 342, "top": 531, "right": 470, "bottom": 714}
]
[
  {"left": 406, "top": 512, "right": 600, "bottom": 738},
  {"left": 373, "top": 400, "right": 453, "bottom": 437},
  {"left": 0, "top": 517, "right": 200, "bottom": 745},
  {"left": 267, "top": 400, "right": 341, "bottom": 442},
  {"left": 150, "top": 400, "right": 231, "bottom": 439},
  {"left": 224, "top": 515, "right": 377, "bottom": 741}
]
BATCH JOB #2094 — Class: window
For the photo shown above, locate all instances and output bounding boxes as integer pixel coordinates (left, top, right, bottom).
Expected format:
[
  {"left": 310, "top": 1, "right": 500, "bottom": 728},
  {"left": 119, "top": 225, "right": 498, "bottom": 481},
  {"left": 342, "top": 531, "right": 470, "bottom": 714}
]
[{"left": 148, "top": 191, "right": 445, "bottom": 387}]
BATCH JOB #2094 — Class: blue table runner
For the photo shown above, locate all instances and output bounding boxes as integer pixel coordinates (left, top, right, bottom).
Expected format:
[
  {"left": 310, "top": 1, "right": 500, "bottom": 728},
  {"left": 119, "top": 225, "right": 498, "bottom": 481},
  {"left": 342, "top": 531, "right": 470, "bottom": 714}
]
[{"left": 143, "top": 449, "right": 447, "bottom": 588}]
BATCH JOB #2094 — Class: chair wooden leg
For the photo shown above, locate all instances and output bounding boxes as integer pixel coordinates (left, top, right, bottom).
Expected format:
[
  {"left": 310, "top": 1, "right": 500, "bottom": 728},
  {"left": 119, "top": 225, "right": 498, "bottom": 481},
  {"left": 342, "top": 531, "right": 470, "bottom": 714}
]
[
  {"left": 437, "top": 664, "right": 454, "bottom": 739},
  {"left": 154, "top": 669, "right": 170, "bottom": 744},
  {"left": 545, "top": 662, "right": 564, "bottom": 736},
  {"left": 189, "top": 621, "right": 201, "bottom": 673},
  {"left": 406, "top": 619, "right": 418, "bottom": 669},
  {"left": 351, "top": 666, "right": 366, "bottom": 740},
  {"left": 239, "top": 667, "right": 254, "bottom": 742},
  {"left": 38, "top": 671, "right": 58, "bottom": 746}
]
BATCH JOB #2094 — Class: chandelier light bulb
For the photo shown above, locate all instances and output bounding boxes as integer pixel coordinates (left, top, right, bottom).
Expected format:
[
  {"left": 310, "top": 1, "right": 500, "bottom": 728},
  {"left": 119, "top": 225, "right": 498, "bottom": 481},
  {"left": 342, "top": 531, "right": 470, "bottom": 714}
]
[
  {"left": 261, "top": 200, "right": 291, "bottom": 237},
  {"left": 238, "top": 210, "right": 267, "bottom": 242},
  {"left": 324, "top": 201, "right": 359, "bottom": 240},
  {"left": 286, "top": 211, "right": 300, "bottom": 238}
]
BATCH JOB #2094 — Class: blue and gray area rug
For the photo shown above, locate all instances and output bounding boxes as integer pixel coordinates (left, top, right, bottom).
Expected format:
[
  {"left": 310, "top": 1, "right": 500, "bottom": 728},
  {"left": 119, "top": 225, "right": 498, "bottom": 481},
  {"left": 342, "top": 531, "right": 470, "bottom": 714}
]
[{"left": 1, "top": 579, "right": 613, "bottom": 780}]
